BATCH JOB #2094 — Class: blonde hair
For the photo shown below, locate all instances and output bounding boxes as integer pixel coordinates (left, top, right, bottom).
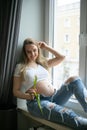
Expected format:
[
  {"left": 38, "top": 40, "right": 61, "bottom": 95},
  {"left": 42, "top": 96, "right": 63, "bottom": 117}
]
[{"left": 20, "top": 38, "right": 49, "bottom": 74}]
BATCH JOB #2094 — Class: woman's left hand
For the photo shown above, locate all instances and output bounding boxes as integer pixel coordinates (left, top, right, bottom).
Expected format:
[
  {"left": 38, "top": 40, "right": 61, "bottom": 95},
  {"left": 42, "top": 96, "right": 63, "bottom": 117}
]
[{"left": 38, "top": 41, "right": 48, "bottom": 49}]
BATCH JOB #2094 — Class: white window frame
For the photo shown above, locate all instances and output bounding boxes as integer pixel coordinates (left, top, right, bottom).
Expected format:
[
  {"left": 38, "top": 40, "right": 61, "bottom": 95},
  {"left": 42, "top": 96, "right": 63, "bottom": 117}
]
[{"left": 44, "top": 0, "right": 87, "bottom": 115}]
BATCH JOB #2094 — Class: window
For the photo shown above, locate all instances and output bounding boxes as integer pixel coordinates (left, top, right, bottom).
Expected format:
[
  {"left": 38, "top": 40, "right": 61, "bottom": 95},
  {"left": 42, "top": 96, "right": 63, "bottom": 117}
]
[
  {"left": 64, "top": 18, "right": 71, "bottom": 28},
  {"left": 44, "top": 0, "right": 87, "bottom": 112},
  {"left": 64, "top": 34, "right": 70, "bottom": 43},
  {"left": 45, "top": 0, "right": 87, "bottom": 91},
  {"left": 77, "top": 16, "right": 80, "bottom": 26},
  {"left": 53, "top": 0, "right": 80, "bottom": 90}
]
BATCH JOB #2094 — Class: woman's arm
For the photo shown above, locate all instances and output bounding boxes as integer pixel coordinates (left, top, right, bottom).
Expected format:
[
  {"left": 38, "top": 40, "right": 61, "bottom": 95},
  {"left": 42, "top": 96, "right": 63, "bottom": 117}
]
[
  {"left": 38, "top": 42, "right": 65, "bottom": 67},
  {"left": 13, "top": 76, "right": 34, "bottom": 100}
]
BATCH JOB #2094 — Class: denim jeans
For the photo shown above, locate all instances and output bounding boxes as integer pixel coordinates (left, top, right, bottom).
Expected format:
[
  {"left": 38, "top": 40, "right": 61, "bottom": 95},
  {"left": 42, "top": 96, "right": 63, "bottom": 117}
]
[{"left": 27, "top": 78, "right": 87, "bottom": 129}]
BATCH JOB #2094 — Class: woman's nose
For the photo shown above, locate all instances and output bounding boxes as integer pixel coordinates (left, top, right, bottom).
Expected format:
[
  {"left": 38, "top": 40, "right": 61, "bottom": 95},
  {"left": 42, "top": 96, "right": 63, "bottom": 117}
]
[{"left": 31, "top": 51, "right": 34, "bottom": 56}]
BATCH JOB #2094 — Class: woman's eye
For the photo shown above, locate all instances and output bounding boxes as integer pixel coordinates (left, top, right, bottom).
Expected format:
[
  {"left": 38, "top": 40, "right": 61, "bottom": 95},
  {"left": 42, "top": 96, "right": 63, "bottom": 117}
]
[{"left": 26, "top": 50, "right": 30, "bottom": 53}]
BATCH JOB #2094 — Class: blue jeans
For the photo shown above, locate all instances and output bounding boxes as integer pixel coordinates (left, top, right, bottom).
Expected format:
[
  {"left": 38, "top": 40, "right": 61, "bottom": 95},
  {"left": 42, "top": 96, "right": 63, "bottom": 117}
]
[{"left": 27, "top": 78, "right": 87, "bottom": 129}]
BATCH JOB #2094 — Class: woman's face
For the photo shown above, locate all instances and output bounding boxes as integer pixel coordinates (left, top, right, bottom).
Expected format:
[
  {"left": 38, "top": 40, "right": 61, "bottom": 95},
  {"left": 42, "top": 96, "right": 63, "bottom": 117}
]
[{"left": 24, "top": 44, "right": 39, "bottom": 62}]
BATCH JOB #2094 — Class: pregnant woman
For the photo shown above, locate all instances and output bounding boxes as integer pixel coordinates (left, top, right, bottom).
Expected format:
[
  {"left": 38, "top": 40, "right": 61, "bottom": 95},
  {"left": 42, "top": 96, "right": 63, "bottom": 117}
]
[{"left": 13, "top": 38, "right": 87, "bottom": 129}]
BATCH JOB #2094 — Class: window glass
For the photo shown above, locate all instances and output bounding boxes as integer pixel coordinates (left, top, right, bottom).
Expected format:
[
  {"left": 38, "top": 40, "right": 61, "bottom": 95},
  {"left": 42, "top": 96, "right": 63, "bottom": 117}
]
[{"left": 53, "top": 0, "right": 80, "bottom": 90}]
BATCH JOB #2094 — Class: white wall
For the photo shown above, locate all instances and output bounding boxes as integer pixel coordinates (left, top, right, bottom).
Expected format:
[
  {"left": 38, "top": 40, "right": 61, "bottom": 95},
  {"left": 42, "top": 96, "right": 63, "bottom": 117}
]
[{"left": 17, "top": 0, "right": 45, "bottom": 61}]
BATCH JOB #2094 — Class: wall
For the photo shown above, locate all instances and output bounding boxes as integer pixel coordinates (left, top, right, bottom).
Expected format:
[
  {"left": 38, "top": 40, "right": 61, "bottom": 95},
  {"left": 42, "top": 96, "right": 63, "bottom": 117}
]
[
  {"left": 17, "top": 0, "right": 45, "bottom": 61},
  {"left": 17, "top": 1, "right": 46, "bottom": 129}
]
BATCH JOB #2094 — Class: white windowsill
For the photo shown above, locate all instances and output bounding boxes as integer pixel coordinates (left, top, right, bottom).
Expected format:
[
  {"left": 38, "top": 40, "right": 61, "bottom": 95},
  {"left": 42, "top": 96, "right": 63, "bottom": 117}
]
[{"left": 65, "top": 98, "right": 87, "bottom": 118}]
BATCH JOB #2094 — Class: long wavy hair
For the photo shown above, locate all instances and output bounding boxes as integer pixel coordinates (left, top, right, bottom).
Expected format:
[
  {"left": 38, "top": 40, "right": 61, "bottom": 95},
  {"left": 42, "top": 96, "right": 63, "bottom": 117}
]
[{"left": 21, "top": 38, "right": 49, "bottom": 73}]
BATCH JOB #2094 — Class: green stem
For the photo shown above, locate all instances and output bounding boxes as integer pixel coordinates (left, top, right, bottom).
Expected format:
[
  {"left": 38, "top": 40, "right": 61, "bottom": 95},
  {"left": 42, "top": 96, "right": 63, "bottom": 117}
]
[{"left": 33, "top": 75, "right": 43, "bottom": 114}]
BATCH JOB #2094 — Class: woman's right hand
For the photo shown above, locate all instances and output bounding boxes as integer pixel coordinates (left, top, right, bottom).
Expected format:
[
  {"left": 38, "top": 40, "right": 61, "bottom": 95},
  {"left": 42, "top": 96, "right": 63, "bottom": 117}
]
[{"left": 25, "top": 88, "right": 37, "bottom": 100}]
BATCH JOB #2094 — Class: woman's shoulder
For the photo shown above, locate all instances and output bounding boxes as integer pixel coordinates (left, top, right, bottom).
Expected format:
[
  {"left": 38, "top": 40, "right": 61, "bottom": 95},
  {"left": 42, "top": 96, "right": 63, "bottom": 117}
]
[
  {"left": 15, "top": 63, "right": 24, "bottom": 69},
  {"left": 14, "top": 63, "right": 25, "bottom": 77}
]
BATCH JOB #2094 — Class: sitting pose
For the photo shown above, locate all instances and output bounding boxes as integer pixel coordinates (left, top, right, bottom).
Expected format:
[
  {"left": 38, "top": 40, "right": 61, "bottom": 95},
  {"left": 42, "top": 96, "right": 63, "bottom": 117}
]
[{"left": 13, "top": 38, "right": 87, "bottom": 129}]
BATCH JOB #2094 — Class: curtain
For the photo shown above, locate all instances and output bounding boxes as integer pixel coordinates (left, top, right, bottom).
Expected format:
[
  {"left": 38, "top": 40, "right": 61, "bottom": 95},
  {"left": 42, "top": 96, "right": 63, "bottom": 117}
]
[{"left": 0, "top": 0, "right": 23, "bottom": 108}]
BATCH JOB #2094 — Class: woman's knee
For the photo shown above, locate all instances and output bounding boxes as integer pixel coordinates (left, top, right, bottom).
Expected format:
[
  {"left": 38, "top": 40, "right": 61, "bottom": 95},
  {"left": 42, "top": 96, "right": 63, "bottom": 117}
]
[{"left": 65, "top": 76, "right": 79, "bottom": 84}]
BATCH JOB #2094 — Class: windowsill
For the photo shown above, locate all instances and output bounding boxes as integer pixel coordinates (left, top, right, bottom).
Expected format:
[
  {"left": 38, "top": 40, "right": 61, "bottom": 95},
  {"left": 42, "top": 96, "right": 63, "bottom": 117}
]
[
  {"left": 65, "top": 98, "right": 87, "bottom": 118},
  {"left": 69, "top": 98, "right": 79, "bottom": 103}
]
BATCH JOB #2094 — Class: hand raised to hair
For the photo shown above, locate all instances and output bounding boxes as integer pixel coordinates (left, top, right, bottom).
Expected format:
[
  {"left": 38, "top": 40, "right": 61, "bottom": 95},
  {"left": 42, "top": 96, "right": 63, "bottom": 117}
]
[{"left": 38, "top": 41, "right": 48, "bottom": 49}]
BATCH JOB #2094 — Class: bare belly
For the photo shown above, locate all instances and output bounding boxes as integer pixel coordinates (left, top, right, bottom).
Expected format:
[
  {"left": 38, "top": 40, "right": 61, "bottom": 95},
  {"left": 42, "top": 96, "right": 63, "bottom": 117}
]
[{"left": 36, "top": 80, "right": 55, "bottom": 96}]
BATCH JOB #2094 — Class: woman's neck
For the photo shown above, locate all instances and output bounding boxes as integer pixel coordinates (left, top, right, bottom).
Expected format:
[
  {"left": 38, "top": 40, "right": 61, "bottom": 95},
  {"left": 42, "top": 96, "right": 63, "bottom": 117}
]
[{"left": 27, "top": 61, "right": 38, "bottom": 68}]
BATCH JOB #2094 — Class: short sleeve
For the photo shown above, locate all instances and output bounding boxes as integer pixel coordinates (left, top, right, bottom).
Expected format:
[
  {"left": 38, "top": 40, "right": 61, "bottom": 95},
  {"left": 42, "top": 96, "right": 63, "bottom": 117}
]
[{"left": 14, "top": 64, "right": 22, "bottom": 77}]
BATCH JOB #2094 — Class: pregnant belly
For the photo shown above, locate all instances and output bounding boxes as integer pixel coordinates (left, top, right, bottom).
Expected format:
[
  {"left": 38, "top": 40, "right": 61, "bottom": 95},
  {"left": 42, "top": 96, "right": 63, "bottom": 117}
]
[{"left": 36, "top": 80, "right": 55, "bottom": 96}]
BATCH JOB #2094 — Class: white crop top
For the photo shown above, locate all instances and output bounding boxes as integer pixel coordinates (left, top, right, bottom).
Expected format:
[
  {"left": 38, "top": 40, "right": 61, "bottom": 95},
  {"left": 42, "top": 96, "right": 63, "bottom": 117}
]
[{"left": 14, "top": 64, "right": 51, "bottom": 92}]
